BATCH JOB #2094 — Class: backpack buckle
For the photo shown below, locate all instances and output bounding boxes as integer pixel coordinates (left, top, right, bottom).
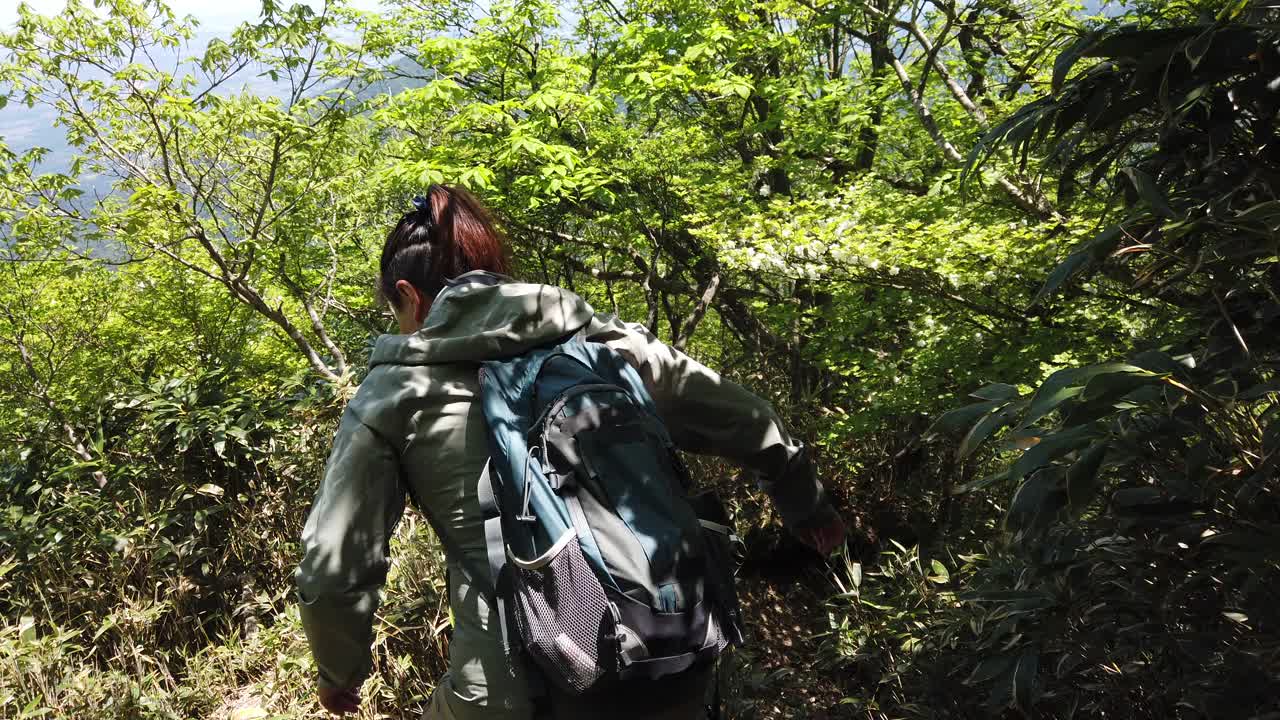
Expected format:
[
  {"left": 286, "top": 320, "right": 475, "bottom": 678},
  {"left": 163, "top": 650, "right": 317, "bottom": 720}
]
[{"left": 604, "top": 602, "right": 626, "bottom": 646}]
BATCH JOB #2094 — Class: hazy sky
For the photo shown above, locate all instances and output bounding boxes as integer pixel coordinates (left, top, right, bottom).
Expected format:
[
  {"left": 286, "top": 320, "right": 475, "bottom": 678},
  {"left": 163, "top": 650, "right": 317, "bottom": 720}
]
[{"left": 0, "top": 0, "right": 386, "bottom": 32}]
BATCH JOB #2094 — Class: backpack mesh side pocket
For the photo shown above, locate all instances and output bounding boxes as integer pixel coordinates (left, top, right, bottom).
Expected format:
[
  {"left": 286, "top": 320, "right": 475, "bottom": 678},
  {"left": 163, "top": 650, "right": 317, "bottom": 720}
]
[
  {"left": 509, "top": 533, "right": 611, "bottom": 694},
  {"left": 690, "top": 491, "right": 746, "bottom": 648}
]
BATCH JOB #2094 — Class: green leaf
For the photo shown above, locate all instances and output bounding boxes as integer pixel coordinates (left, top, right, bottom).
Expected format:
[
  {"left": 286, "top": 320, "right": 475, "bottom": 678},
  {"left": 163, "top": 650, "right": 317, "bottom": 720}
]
[
  {"left": 1006, "top": 467, "right": 1067, "bottom": 535},
  {"left": 1022, "top": 363, "right": 1143, "bottom": 427},
  {"left": 19, "top": 615, "right": 36, "bottom": 643},
  {"left": 92, "top": 617, "right": 118, "bottom": 642},
  {"left": 965, "top": 653, "right": 1017, "bottom": 685},
  {"left": 22, "top": 696, "right": 50, "bottom": 718},
  {"left": 1084, "top": 27, "right": 1200, "bottom": 61},
  {"left": 960, "top": 590, "right": 1054, "bottom": 604},
  {"left": 1067, "top": 443, "right": 1108, "bottom": 514},
  {"left": 1239, "top": 380, "right": 1280, "bottom": 401},
  {"left": 1111, "top": 486, "right": 1162, "bottom": 509},
  {"left": 929, "top": 399, "right": 1004, "bottom": 436},
  {"left": 958, "top": 403, "right": 1021, "bottom": 459},
  {"left": 1031, "top": 224, "right": 1123, "bottom": 306},
  {"left": 1079, "top": 366, "right": 1159, "bottom": 403},
  {"left": 1010, "top": 426, "right": 1095, "bottom": 484},
  {"left": 1022, "top": 381, "right": 1086, "bottom": 428},
  {"left": 1185, "top": 28, "right": 1216, "bottom": 70},
  {"left": 195, "top": 483, "right": 225, "bottom": 498},
  {"left": 1031, "top": 249, "right": 1089, "bottom": 306},
  {"left": 1053, "top": 32, "right": 1101, "bottom": 92},
  {"left": 970, "top": 383, "right": 1021, "bottom": 401},
  {"left": 1130, "top": 349, "right": 1192, "bottom": 375},
  {"left": 1121, "top": 167, "right": 1175, "bottom": 218},
  {"left": 1011, "top": 649, "right": 1039, "bottom": 710},
  {"left": 1235, "top": 200, "right": 1280, "bottom": 226},
  {"left": 952, "top": 468, "right": 1010, "bottom": 495}
]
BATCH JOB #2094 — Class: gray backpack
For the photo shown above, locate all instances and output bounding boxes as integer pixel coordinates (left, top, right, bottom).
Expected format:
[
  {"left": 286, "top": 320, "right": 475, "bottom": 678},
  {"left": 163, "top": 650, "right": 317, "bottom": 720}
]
[{"left": 475, "top": 332, "right": 745, "bottom": 697}]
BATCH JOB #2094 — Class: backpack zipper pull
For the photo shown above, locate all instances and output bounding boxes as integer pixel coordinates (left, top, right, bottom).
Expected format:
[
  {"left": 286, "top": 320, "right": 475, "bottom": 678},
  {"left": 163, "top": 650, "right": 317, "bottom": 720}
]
[{"left": 516, "top": 447, "right": 538, "bottom": 523}]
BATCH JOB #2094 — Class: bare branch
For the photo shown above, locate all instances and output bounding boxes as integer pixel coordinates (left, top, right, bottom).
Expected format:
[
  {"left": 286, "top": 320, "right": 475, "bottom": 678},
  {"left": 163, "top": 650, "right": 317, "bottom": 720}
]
[
  {"left": 277, "top": 252, "right": 349, "bottom": 378},
  {"left": 674, "top": 271, "right": 722, "bottom": 351}
]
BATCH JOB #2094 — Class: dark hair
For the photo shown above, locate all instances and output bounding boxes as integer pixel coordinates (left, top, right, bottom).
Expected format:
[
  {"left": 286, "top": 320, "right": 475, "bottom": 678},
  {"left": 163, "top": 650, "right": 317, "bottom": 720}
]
[{"left": 378, "top": 185, "right": 511, "bottom": 308}]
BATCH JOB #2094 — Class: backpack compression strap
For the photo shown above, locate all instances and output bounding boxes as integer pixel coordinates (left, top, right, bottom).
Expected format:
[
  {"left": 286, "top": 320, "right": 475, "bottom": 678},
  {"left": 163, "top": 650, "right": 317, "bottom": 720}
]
[{"left": 477, "top": 460, "right": 515, "bottom": 653}]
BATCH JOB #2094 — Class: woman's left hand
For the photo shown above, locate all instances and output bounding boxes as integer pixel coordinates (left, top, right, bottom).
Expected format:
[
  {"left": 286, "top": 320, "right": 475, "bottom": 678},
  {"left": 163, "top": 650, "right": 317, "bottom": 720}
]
[{"left": 318, "top": 686, "right": 361, "bottom": 715}]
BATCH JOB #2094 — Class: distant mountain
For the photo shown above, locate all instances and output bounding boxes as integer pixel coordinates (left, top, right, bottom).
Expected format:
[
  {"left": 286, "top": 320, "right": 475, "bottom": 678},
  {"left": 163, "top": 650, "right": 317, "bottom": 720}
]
[{"left": 0, "top": 29, "right": 286, "bottom": 198}]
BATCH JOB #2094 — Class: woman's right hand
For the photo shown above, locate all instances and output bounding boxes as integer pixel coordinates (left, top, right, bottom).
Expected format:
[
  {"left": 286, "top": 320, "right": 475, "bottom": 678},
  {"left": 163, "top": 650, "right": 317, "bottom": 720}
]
[{"left": 797, "top": 513, "right": 847, "bottom": 556}]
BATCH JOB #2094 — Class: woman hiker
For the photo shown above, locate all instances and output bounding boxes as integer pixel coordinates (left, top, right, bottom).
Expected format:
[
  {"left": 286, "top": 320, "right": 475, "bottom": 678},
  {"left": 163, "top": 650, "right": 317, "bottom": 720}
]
[{"left": 295, "top": 185, "right": 846, "bottom": 719}]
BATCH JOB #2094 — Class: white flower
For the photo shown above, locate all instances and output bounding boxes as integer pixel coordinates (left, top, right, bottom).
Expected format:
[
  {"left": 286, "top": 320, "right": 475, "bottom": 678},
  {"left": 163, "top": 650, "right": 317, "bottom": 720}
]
[
  {"left": 758, "top": 184, "right": 772, "bottom": 197},
  {"left": 868, "top": 259, "right": 881, "bottom": 270},
  {"left": 889, "top": 266, "right": 900, "bottom": 276}
]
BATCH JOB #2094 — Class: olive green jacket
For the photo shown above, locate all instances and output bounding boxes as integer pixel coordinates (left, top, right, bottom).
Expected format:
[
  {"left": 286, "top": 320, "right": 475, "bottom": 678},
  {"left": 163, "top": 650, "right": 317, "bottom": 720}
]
[{"left": 296, "top": 273, "right": 836, "bottom": 716}]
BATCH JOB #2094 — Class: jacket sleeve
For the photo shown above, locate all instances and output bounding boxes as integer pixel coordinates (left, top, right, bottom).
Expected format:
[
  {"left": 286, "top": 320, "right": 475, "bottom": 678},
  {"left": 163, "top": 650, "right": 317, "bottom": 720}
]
[
  {"left": 295, "top": 406, "right": 405, "bottom": 690},
  {"left": 586, "top": 314, "right": 838, "bottom": 531}
]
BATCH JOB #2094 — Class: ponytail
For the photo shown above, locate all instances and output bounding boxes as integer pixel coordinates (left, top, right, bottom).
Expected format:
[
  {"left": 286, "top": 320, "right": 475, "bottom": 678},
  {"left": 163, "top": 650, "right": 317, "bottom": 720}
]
[{"left": 378, "top": 185, "right": 511, "bottom": 308}]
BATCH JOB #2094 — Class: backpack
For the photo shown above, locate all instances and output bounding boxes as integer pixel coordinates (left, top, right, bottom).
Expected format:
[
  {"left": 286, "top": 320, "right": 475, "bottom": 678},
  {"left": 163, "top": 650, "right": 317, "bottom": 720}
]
[{"left": 475, "top": 332, "right": 746, "bottom": 698}]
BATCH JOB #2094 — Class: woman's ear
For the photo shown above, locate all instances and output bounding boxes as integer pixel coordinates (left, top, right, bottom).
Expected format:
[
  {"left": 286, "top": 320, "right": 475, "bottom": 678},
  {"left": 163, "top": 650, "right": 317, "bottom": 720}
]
[
  {"left": 395, "top": 279, "right": 417, "bottom": 312},
  {"left": 394, "top": 279, "right": 429, "bottom": 329}
]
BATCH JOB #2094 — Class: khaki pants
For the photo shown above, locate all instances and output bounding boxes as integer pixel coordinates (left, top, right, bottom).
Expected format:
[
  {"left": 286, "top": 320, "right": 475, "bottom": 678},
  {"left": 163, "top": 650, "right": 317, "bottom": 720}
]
[
  {"left": 422, "top": 677, "right": 531, "bottom": 720},
  {"left": 424, "top": 667, "right": 714, "bottom": 720}
]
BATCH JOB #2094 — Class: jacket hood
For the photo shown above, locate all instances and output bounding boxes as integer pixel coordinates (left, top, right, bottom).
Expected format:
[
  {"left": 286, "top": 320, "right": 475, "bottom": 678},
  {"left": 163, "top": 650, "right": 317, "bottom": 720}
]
[{"left": 368, "top": 272, "right": 596, "bottom": 367}]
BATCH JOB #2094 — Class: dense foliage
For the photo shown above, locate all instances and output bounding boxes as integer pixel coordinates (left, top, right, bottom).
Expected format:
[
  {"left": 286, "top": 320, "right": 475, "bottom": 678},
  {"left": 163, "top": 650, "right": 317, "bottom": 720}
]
[
  {"left": 0, "top": 0, "right": 1274, "bottom": 718},
  {"left": 935, "top": 8, "right": 1280, "bottom": 714}
]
